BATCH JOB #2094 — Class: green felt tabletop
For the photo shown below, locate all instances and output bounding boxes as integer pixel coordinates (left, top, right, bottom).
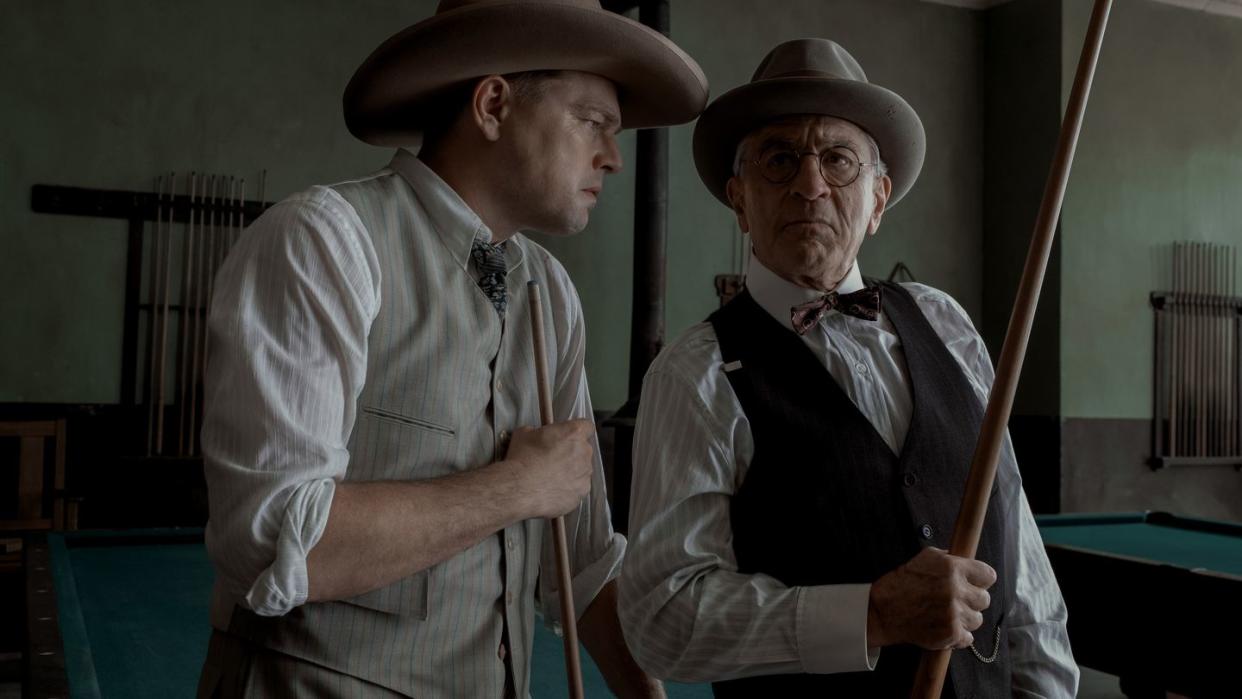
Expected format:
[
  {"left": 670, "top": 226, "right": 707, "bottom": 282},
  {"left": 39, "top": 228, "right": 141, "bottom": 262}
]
[
  {"left": 1036, "top": 512, "right": 1242, "bottom": 577},
  {"left": 50, "top": 529, "right": 711, "bottom": 698}
]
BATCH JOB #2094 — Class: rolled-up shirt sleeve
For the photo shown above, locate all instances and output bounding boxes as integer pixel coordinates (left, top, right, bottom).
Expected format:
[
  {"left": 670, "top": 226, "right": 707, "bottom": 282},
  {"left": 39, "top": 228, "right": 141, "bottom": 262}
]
[
  {"left": 201, "top": 187, "right": 379, "bottom": 617},
  {"left": 536, "top": 254, "right": 626, "bottom": 625},
  {"left": 618, "top": 331, "right": 878, "bottom": 682}
]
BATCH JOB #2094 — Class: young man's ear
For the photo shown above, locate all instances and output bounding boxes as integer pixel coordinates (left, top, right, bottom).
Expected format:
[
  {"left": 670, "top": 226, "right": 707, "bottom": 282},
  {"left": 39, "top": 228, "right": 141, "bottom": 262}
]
[
  {"left": 725, "top": 177, "right": 750, "bottom": 234},
  {"left": 471, "top": 75, "right": 513, "bottom": 142}
]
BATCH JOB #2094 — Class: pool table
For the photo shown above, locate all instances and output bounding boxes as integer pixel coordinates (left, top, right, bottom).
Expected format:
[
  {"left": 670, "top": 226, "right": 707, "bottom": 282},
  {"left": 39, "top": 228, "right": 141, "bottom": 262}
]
[
  {"left": 22, "top": 529, "right": 711, "bottom": 698},
  {"left": 1036, "top": 512, "right": 1242, "bottom": 698}
]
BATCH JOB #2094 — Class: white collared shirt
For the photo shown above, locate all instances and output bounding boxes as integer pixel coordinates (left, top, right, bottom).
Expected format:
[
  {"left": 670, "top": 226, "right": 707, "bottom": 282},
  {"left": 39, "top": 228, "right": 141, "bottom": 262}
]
[{"left": 618, "top": 250, "right": 1079, "bottom": 697}]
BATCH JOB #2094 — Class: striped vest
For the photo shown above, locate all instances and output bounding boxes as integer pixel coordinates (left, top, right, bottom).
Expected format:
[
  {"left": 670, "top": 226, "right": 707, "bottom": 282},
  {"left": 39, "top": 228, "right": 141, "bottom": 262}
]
[{"left": 225, "top": 155, "right": 574, "bottom": 698}]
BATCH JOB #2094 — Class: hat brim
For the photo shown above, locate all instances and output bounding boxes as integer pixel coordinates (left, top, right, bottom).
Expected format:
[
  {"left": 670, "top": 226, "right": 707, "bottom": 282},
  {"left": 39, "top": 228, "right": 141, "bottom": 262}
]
[
  {"left": 344, "top": 2, "right": 708, "bottom": 145},
  {"left": 692, "top": 77, "right": 926, "bottom": 209}
]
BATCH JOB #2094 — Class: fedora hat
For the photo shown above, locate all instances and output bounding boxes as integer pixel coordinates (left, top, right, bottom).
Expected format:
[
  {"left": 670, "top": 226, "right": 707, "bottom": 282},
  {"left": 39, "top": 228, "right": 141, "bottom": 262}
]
[
  {"left": 693, "top": 38, "right": 925, "bottom": 208},
  {"left": 343, "top": 0, "right": 709, "bottom": 146}
]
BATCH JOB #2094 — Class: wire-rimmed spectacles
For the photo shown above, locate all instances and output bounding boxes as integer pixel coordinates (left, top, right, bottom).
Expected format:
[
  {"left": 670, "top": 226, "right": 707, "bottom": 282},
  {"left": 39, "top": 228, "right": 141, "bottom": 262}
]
[{"left": 744, "top": 144, "right": 878, "bottom": 187}]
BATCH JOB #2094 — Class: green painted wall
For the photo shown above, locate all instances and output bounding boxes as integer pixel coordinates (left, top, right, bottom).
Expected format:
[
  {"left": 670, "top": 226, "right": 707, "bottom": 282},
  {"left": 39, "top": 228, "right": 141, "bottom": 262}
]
[
  {"left": 2, "top": 1, "right": 985, "bottom": 411},
  {"left": 1, "top": 0, "right": 439, "bottom": 404},
  {"left": 1059, "top": 0, "right": 1242, "bottom": 419}
]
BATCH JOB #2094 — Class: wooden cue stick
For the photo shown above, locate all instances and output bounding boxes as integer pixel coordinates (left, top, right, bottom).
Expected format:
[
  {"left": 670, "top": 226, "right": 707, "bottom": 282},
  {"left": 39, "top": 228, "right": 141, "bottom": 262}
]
[
  {"left": 1204, "top": 244, "right": 1212, "bottom": 455},
  {"left": 155, "top": 172, "right": 178, "bottom": 455},
  {"left": 200, "top": 176, "right": 219, "bottom": 408},
  {"left": 177, "top": 173, "right": 198, "bottom": 455},
  {"left": 1212, "top": 245, "right": 1220, "bottom": 455},
  {"left": 1169, "top": 244, "right": 1179, "bottom": 455},
  {"left": 910, "top": 0, "right": 1113, "bottom": 695},
  {"left": 1197, "top": 243, "right": 1207, "bottom": 456},
  {"left": 146, "top": 175, "right": 165, "bottom": 456},
  {"left": 1232, "top": 247, "right": 1238, "bottom": 456},
  {"left": 526, "top": 280, "right": 585, "bottom": 699},
  {"left": 188, "top": 173, "right": 207, "bottom": 456},
  {"left": 1179, "top": 244, "right": 1189, "bottom": 455}
]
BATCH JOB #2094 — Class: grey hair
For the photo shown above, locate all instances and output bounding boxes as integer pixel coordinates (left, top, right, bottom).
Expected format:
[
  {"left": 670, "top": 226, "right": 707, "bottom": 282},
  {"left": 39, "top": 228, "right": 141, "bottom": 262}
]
[{"left": 731, "top": 130, "right": 888, "bottom": 180}]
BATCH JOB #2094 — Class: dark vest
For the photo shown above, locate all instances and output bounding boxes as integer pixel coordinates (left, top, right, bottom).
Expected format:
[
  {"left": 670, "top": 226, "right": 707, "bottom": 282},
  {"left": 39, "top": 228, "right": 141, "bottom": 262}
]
[{"left": 708, "top": 282, "right": 1012, "bottom": 698}]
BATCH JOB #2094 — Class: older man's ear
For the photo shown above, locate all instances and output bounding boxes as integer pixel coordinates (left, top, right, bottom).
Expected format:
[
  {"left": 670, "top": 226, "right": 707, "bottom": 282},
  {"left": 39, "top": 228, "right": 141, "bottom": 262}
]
[
  {"left": 867, "top": 174, "right": 893, "bottom": 236},
  {"left": 725, "top": 176, "right": 750, "bottom": 233}
]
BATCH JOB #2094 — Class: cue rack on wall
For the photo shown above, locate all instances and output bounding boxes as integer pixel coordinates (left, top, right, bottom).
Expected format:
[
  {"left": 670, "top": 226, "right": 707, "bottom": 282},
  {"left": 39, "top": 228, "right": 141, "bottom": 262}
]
[
  {"left": 1150, "top": 241, "right": 1242, "bottom": 469},
  {"left": 30, "top": 174, "right": 272, "bottom": 458}
]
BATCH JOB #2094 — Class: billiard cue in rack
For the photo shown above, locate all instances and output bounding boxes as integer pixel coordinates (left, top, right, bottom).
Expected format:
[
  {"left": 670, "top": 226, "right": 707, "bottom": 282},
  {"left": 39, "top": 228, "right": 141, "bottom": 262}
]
[
  {"left": 177, "top": 173, "right": 199, "bottom": 455},
  {"left": 145, "top": 174, "right": 166, "bottom": 456},
  {"left": 154, "top": 172, "right": 177, "bottom": 455},
  {"left": 526, "top": 280, "right": 585, "bottom": 699},
  {"left": 910, "top": 0, "right": 1113, "bottom": 695}
]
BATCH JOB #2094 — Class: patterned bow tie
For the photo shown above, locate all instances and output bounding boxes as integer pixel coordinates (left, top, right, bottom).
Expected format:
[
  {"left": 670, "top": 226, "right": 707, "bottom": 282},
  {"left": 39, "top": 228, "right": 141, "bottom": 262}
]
[
  {"left": 471, "top": 238, "right": 508, "bottom": 315},
  {"left": 790, "top": 286, "right": 882, "bottom": 335}
]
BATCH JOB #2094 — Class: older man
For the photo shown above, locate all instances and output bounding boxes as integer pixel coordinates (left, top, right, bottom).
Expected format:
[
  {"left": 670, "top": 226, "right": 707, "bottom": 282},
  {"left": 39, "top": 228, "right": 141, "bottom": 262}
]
[
  {"left": 195, "top": 1, "right": 707, "bottom": 697},
  {"left": 619, "top": 39, "right": 1077, "bottom": 697}
]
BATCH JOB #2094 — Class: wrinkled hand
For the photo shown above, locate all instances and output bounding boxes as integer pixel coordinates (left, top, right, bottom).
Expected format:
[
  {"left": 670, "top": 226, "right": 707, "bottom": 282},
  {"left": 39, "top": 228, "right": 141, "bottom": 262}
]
[
  {"left": 506, "top": 419, "right": 595, "bottom": 519},
  {"left": 867, "top": 547, "right": 996, "bottom": 650}
]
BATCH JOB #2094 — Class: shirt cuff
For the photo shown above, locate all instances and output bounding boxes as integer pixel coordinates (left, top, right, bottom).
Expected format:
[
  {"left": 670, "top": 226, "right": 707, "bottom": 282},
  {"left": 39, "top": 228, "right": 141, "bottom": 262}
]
[
  {"left": 796, "top": 583, "right": 880, "bottom": 674},
  {"left": 242, "top": 477, "right": 336, "bottom": 616},
  {"left": 541, "top": 530, "right": 626, "bottom": 631}
]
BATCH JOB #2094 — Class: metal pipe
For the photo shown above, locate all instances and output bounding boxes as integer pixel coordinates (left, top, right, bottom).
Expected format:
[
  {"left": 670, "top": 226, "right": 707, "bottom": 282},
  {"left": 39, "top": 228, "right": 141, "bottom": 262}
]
[{"left": 627, "top": 0, "right": 671, "bottom": 400}]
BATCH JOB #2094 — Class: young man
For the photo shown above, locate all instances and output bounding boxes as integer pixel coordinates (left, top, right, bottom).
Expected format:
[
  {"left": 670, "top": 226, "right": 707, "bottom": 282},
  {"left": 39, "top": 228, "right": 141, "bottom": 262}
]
[{"left": 196, "top": 1, "right": 707, "bottom": 696}]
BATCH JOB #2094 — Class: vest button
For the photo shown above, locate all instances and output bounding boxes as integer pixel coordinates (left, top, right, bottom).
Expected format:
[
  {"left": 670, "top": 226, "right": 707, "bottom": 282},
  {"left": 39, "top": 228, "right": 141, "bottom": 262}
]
[
  {"left": 903, "top": 472, "right": 919, "bottom": 487},
  {"left": 920, "top": 524, "right": 934, "bottom": 540}
]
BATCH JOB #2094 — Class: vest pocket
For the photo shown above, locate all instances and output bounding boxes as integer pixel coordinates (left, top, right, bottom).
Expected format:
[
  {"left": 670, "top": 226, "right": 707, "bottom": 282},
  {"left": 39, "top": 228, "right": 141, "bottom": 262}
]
[
  {"left": 339, "top": 568, "right": 430, "bottom": 619},
  {"left": 360, "top": 405, "right": 456, "bottom": 437}
]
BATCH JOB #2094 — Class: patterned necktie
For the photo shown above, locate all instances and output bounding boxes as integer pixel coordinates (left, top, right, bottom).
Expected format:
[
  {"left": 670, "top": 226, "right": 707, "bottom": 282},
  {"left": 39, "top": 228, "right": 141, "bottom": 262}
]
[
  {"left": 471, "top": 239, "right": 508, "bottom": 315},
  {"left": 790, "top": 286, "right": 883, "bottom": 335}
]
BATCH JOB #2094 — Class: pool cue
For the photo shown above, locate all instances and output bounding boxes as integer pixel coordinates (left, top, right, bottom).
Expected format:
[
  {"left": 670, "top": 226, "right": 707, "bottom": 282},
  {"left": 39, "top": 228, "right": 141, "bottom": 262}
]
[
  {"left": 177, "top": 173, "right": 198, "bottom": 455},
  {"left": 910, "top": 0, "right": 1113, "bottom": 695},
  {"left": 526, "top": 280, "right": 585, "bottom": 699},
  {"left": 200, "top": 176, "right": 220, "bottom": 409},
  {"left": 154, "top": 172, "right": 178, "bottom": 455},
  {"left": 1207, "top": 244, "right": 1217, "bottom": 454},
  {"left": 146, "top": 175, "right": 166, "bottom": 456},
  {"left": 187, "top": 173, "right": 207, "bottom": 456},
  {"left": 1169, "top": 244, "right": 1179, "bottom": 455},
  {"left": 1231, "top": 247, "right": 1238, "bottom": 457}
]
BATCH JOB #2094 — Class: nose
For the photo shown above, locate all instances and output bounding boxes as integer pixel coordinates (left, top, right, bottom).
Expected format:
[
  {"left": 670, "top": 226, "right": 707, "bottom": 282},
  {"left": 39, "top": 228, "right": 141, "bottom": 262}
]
[
  {"left": 595, "top": 133, "right": 623, "bottom": 174},
  {"left": 789, "top": 153, "right": 831, "bottom": 200}
]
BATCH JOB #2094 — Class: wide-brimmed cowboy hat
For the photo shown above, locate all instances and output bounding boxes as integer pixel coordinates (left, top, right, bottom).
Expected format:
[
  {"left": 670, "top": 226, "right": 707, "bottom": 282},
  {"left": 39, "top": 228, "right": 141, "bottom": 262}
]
[
  {"left": 343, "top": 0, "right": 709, "bottom": 146},
  {"left": 693, "top": 38, "right": 925, "bottom": 208}
]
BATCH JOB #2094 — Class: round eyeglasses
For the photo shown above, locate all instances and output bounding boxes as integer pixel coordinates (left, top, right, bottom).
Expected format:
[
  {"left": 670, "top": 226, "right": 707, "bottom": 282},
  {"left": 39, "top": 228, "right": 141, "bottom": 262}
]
[{"left": 745, "top": 144, "right": 878, "bottom": 188}]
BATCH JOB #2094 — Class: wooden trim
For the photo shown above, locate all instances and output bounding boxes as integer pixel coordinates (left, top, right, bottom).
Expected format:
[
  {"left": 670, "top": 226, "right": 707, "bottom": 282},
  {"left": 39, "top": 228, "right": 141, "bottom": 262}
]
[
  {"left": 18, "top": 437, "right": 45, "bottom": 519},
  {"left": 0, "top": 420, "right": 57, "bottom": 437},
  {"left": 23, "top": 533, "right": 70, "bottom": 699}
]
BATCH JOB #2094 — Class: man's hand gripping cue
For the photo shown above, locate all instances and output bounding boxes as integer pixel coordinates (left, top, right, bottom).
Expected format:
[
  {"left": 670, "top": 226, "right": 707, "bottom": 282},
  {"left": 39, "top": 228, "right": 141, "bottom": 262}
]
[
  {"left": 867, "top": 547, "right": 997, "bottom": 650},
  {"left": 505, "top": 418, "right": 595, "bottom": 519}
]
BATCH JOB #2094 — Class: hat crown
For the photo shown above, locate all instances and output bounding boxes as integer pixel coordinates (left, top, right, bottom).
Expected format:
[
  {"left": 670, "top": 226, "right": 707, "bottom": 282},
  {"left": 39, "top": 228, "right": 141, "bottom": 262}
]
[
  {"left": 752, "top": 38, "right": 868, "bottom": 84},
  {"left": 437, "top": 0, "right": 601, "bottom": 13}
]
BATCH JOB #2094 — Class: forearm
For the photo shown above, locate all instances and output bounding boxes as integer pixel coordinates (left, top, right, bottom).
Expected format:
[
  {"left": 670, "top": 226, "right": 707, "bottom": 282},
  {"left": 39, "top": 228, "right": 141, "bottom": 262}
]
[
  {"left": 306, "top": 461, "right": 530, "bottom": 602},
  {"left": 579, "top": 581, "right": 664, "bottom": 698}
]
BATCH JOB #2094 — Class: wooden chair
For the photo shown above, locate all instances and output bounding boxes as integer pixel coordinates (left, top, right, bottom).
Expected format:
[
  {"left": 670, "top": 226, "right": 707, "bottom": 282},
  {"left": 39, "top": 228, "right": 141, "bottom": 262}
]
[{"left": 1, "top": 419, "right": 67, "bottom": 536}]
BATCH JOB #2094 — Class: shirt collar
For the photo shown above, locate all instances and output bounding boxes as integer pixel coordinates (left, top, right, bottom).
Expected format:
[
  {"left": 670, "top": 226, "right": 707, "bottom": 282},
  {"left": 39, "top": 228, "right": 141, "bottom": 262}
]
[
  {"left": 388, "top": 148, "right": 526, "bottom": 272},
  {"left": 745, "top": 248, "right": 866, "bottom": 333}
]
